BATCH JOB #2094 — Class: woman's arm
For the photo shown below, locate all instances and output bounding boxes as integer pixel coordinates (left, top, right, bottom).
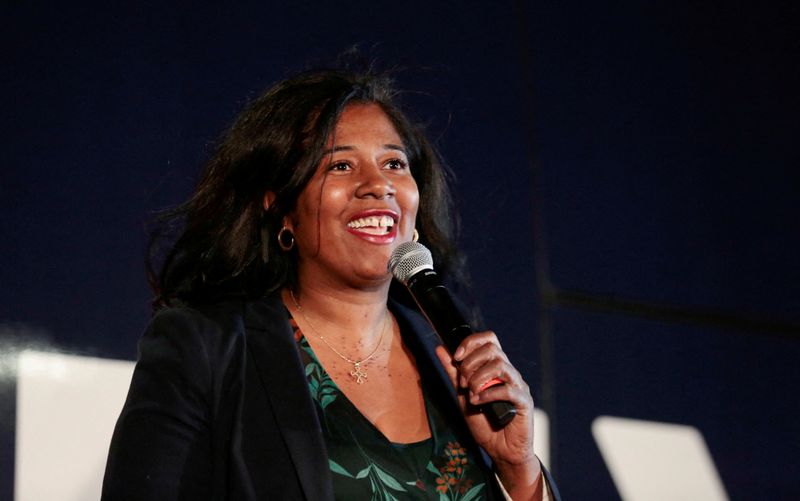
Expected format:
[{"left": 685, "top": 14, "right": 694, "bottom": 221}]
[
  {"left": 435, "top": 331, "right": 560, "bottom": 501},
  {"left": 102, "top": 308, "right": 216, "bottom": 500}
]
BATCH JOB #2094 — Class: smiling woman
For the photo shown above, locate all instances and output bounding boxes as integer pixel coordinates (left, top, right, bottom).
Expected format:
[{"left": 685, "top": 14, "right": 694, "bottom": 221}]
[
  {"left": 286, "top": 104, "right": 420, "bottom": 291},
  {"left": 144, "top": 70, "right": 458, "bottom": 309},
  {"left": 102, "top": 66, "right": 558, "bottom": 500}
]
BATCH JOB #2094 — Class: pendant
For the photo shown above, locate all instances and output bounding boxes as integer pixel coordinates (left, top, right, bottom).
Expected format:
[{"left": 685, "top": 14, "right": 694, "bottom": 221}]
[{"left": 350, "top": 362, "right": 367, "bottom": 384}]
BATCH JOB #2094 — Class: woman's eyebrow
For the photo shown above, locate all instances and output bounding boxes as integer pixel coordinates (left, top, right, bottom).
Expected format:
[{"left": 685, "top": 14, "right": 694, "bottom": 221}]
[
  {"left": 322, "top": 145, "right": 354, "bottom": 155},
  {"left": 321, "top": 143, "right": 407, "bottom": 155}
]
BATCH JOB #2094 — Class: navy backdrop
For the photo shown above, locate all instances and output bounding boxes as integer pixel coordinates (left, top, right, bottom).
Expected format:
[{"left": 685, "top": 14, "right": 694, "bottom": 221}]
[{"left": 2, "top": 1, "right": 798, "bottom": 498}]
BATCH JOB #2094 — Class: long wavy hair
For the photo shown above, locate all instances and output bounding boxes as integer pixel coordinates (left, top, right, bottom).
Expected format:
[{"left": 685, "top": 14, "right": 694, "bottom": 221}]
[{"left": 148, "top": 67, "right": 465, "bottom": 310}]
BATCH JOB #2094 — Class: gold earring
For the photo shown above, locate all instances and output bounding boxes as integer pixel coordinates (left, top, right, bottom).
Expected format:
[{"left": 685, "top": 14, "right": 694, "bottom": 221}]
[
  {"left": 277, "top": 227, "right": 295, "bottom": 251},
  {"left": 412, "top": 229, "right": 419, "bottom": 242}
]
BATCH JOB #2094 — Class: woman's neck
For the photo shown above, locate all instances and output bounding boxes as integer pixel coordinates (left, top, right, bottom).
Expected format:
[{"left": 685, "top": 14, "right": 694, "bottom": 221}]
[{"left": 282, "top": 280, "right": 391, "bottom": 344}]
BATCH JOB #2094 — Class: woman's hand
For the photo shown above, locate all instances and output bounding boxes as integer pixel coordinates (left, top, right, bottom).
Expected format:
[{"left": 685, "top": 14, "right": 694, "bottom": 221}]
[{"left": 435, "top": 331, "right": 544, "bottom": 500}]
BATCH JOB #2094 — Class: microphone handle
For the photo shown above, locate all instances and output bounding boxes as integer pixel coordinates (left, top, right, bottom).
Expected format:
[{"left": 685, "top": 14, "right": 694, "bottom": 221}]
[{"left": 406, "top": 270, "right": 517, "bottom": 428}]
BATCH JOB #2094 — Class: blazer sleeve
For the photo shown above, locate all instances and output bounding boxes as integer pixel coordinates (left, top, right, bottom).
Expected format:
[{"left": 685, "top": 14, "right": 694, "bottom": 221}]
[
  {"left": 102, "top": 307, "right": 218, "bottom": 501},
  {"left": 541, "top": 463, "right": 562, "bottom": 501}
]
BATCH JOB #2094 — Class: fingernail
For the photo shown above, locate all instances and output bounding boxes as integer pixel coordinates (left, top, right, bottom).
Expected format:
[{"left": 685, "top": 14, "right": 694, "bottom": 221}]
[
  {"left": 479, "top": 377, "right": 503, "bottom": 392},
  {"left": 454, "top": 347, "right": 465, "bottom": 360}
]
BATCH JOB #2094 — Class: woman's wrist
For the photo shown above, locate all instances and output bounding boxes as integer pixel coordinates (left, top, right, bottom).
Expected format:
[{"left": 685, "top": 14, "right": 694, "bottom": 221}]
[{"left": 495, "top": 456, "right": 544, "bottom": 501}]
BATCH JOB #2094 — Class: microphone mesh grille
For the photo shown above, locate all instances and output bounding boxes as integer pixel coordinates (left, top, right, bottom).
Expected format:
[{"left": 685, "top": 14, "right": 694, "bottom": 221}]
[{"left": 388, "top": 241, "right": 434, "bottom": 284}]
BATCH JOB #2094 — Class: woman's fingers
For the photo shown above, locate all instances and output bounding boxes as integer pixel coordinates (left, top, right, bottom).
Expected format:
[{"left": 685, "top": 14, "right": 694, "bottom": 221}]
[
  {"left": 439, "top": 331, "right": 533, "bottom": 411},
  {"left": 452, "top": 330, "right": 502, "bottom": 362},
  {"left": 469, "top": 375, "right": 531, "bottom": 409},
  {"left": 438, "top": 331, "right": 538, "bottom": 481},
  {"left": 456, "top": 332, "right": 517, "bottom": 385}
]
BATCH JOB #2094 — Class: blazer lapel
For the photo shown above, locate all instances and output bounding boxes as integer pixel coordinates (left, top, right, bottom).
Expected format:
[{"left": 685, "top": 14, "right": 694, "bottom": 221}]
[
  {"left": 390, "top": 298, "right": 459, "bottom": 413},
  {"left": 390, "top": 299, "right": 502, "bottom": 487},
  {"left": 244, "top": 296, "right": 334, "bottom": 501}
]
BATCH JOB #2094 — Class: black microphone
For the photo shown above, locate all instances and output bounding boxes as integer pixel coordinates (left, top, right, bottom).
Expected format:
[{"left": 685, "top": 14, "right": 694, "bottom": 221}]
[{"left": 389, "top": 241, "right": 516, "bottom": 429}]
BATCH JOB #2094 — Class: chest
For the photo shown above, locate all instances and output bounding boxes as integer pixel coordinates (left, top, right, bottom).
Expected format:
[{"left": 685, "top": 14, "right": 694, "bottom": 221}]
[
  {"left": 304, "top": 333, "right": 431, "bottom": 443},
  {"left": 295, "top": 335, "right": 497, "bottom": 501}
]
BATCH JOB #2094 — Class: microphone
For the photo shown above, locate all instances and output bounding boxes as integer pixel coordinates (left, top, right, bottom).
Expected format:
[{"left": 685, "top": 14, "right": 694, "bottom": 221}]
[{"left": 389, "top": 241, "right": 517, "bottom": 428}]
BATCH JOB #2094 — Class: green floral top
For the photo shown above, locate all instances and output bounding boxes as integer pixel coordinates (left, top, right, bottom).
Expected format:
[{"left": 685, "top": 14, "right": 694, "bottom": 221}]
[{"left": 291, "top": 318, "right": 495, "bottom": 501}]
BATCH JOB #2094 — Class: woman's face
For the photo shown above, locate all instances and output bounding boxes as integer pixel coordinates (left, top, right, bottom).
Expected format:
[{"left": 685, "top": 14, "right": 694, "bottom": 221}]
[{"left": 287, "top": 103, "right": 420, "bottom": 290}]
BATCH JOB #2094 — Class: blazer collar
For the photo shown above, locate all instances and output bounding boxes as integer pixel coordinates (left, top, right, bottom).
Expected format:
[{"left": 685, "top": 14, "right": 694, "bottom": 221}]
[{"left": 243, "top": 294, "right": 334, "bottom": 501}]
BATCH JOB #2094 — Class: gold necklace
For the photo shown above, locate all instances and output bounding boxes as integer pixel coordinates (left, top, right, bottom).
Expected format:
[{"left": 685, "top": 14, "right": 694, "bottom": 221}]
[{"left": 289, "top": 289, "right": 389, "bottom": 384}]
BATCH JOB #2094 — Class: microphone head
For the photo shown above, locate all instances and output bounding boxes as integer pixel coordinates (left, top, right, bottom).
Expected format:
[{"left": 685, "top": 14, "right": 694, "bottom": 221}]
[{"left": 389, "top": 241, "right": 434, "bottom": 284}]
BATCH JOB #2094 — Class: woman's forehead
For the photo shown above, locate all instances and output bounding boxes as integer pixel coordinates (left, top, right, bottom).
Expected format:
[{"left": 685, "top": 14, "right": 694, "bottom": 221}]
[{"left": 325, "top": 103, "right": 405, "bottom": 148}]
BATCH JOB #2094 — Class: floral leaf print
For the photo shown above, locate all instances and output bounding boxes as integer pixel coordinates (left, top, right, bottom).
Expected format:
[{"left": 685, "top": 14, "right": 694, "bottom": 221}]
[
  {"left": 373, "top": 464, "right": 407, "bottom": 492},
  {"left": 369, "top": 476, "right": 378, "bottom": 500},
  {"left": 433, "top": 442, "right": 485, "bottom": 501},
  {"left": 300, "top": 337, "right": 339, "bottom": 409},
  {"left": 356, "top": 465, "right": 372, "bottom": 479},
  {"left": 329, "top": 459, "right": 355, "bottom": 478},
  {"left": 307, "top": 372, "right": 320, "bottom": 399},
  {"left": 426, "top": 460, "right": 441, "bottom": 476},
  {"left": 459, "top": 484, "right": 485, "bottom": 501},
  {"left": 349, "top": 449, "right": 410, "bottom": 500},
  {"left": 405, "top": 478, "right": 429, "bottom": 494}
]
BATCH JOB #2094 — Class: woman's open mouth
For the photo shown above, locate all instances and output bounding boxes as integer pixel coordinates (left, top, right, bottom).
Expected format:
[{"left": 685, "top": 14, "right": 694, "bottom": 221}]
[{"left": 347, "top": 214, "right": 395, "bottom": 235}]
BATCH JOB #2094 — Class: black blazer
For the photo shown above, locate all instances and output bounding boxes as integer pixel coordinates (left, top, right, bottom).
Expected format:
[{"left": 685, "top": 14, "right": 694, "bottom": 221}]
[{"left": 102, "top": 293, "right": 560, "bottom": 500}]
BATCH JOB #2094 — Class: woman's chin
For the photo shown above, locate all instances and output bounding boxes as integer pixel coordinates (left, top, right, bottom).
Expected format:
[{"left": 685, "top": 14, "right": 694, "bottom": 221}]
[{"left": 346, "top": 265, "right": 394, "bottom": 289}]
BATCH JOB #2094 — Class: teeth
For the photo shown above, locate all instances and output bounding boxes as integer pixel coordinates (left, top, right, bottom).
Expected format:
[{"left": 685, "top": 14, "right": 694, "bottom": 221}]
[{"left": 347, "top": 215, "right": 395, "bottom": 233}]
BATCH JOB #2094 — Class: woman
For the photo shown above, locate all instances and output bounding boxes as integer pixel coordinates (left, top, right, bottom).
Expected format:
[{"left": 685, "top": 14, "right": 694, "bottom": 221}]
[{"left": 103, "top": 67, "right": 558, "bottom": 500}]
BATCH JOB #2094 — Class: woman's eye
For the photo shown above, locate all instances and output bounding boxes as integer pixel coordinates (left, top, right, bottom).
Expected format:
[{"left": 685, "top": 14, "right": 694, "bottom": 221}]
[
  {"left": 385, "top": 159, "right": 408, "bottom": 170},
  {"left": 329, "top": 162, "right": 351, "bottom": 172}
]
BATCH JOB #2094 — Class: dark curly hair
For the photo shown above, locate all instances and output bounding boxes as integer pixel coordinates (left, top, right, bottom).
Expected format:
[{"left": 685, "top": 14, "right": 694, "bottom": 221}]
[{"left": 148, "top": 67, "right": 465, "bottom": 310}]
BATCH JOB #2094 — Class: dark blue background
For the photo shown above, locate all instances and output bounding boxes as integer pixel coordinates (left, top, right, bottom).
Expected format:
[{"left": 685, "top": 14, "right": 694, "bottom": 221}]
[{"left": 2, "top": 1, "right": 798, "bottom": 498}]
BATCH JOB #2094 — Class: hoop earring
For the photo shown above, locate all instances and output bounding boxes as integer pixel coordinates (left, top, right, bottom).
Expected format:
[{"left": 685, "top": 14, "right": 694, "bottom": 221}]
[
  {"left": 277, "top": 227, "right": 295, "bottom": 251},
  {"left": 412, "top": 229, "right": 419, "bottom": 242}
]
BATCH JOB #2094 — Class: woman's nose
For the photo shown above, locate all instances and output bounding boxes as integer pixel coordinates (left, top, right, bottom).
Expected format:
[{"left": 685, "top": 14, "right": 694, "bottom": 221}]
[{"left": 355, "top": 165, "right": 396, "bottom": 199}]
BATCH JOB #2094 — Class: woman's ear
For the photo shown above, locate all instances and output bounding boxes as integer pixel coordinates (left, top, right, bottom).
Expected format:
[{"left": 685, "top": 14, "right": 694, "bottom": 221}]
[
  {"left": 265, "top": 192, "right": 295, "bottom": 231},
  {"left": 263, "top": 191, "right": 277, "bottom": 211}
]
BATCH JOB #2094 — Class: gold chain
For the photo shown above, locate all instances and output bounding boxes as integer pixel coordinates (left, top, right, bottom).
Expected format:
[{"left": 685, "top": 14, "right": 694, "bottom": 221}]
[{"left": 289, "top": 289, "right": 388, "bottom": 384}]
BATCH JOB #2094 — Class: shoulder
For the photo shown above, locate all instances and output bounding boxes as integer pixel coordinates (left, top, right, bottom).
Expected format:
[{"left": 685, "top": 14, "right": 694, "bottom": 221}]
[
  {"left": 143, "top": 293, "right": 288, "bottom": 361},
  {"left": 150, "top": 298, "right": 247, "bottom": 338},
  {"left": 146, "top": 299, "right": 245, "bottom": 348},
  {"left": 140, "top": 295, "right": 264, "bottom": 374}
]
